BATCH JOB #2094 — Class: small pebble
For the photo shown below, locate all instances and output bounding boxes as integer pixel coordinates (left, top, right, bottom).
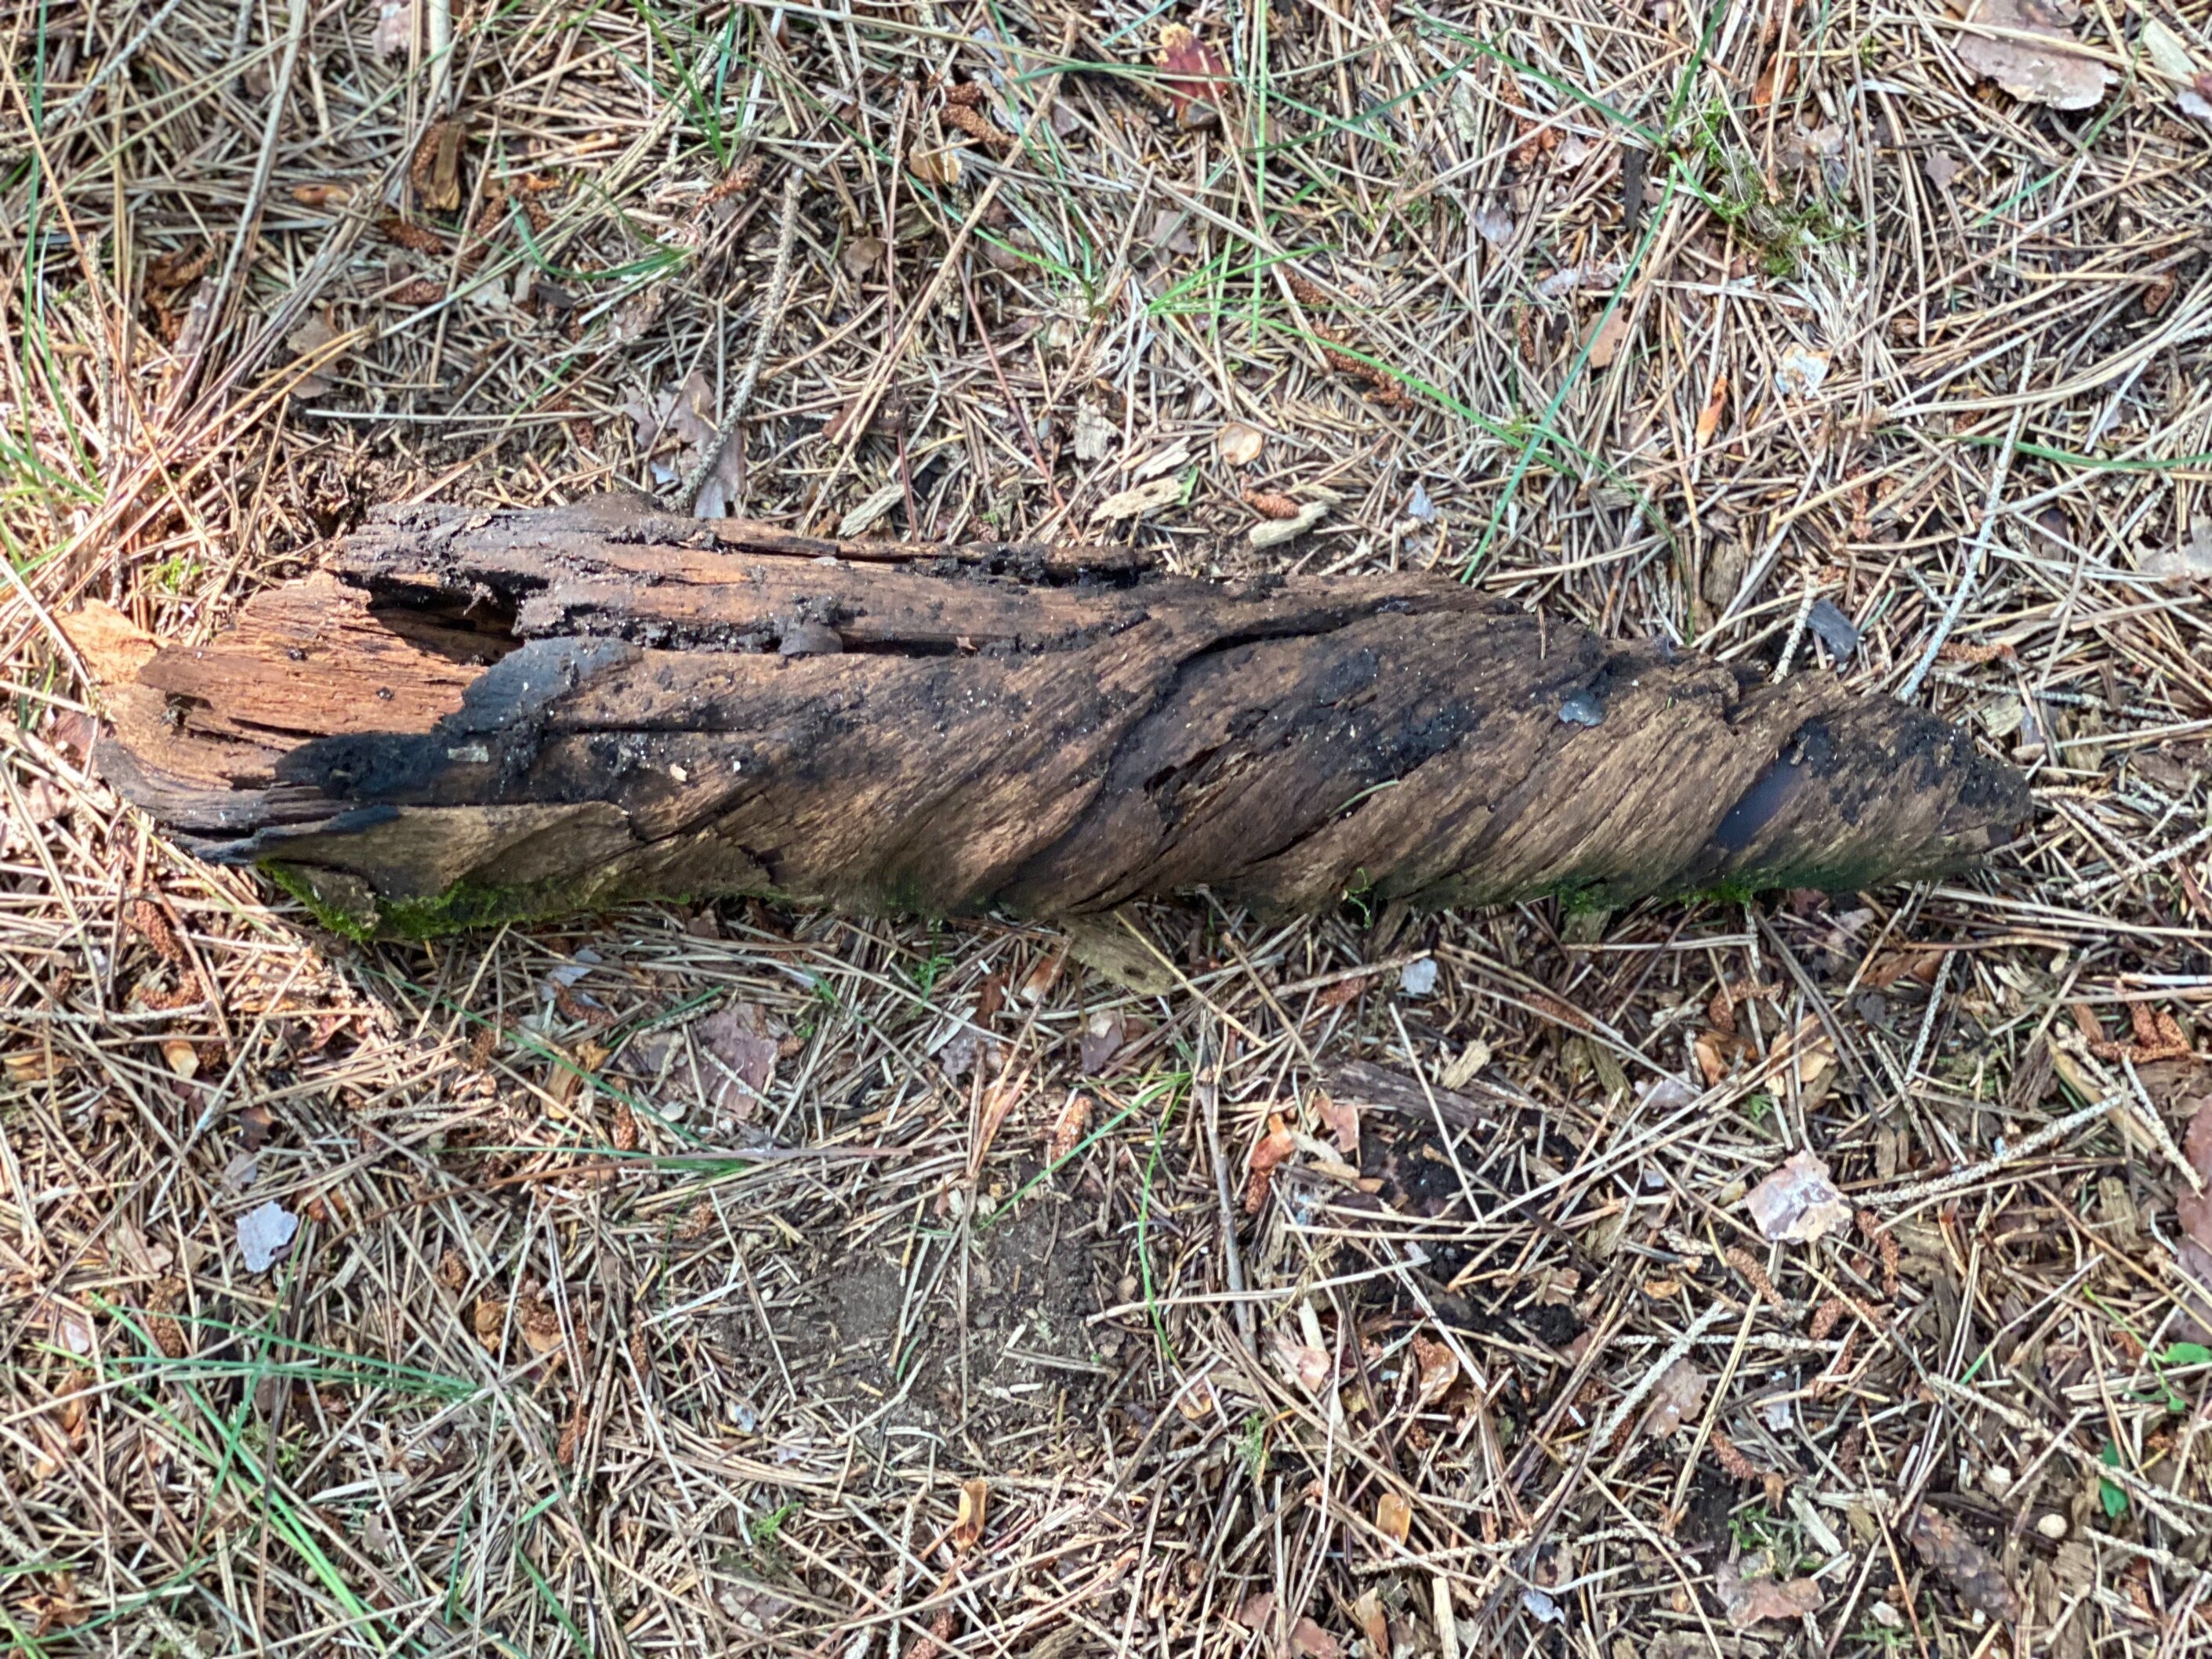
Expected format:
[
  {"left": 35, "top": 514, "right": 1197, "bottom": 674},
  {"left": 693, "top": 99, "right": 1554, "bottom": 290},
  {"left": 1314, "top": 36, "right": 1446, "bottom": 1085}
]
[
  {"left": 1982, "top": 1464, "right": 2013, "bottom": 1497},
  {"left": 1558, "top": 689, "right": 1605, "bottom": 727},
  {"left": 2036, "top": 1513, "right": 2068, "bottom": 1540}
]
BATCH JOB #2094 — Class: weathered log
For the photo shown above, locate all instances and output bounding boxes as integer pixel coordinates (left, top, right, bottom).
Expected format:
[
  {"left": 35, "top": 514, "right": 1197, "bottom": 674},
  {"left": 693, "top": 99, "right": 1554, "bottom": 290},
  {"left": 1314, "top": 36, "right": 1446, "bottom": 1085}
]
[{"left": 87, "top": 495, "right": 2029, "bottom": 936}]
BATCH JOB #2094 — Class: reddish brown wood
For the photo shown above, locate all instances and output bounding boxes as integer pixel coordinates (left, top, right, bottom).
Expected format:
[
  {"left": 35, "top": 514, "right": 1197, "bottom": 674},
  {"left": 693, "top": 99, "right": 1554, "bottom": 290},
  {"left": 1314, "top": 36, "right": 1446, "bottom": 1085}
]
[{"left": 87, "top": 496, "right": 2030, "bottom": 936}]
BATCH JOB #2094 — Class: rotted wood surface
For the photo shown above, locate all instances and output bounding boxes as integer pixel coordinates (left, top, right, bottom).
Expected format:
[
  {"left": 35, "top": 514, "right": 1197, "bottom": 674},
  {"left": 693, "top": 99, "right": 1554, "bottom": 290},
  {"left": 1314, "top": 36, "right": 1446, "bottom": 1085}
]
[{"left": 89, "top": 495, "right": 2030, "bottom": 935}]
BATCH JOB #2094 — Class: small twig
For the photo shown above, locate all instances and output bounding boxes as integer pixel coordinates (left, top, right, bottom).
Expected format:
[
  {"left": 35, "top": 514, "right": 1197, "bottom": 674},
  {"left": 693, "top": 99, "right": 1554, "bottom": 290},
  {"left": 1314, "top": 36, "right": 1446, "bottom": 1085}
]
[{"left": 673, "top": 170, "right": 803, "bottom": 516}]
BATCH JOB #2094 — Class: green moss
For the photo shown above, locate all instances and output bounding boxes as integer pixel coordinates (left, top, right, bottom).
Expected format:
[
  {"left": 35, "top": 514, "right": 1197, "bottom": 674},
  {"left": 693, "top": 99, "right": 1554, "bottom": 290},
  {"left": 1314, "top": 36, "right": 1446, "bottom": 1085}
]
[
  {"left": 262, "top": 862, "right": 379, "bottom": 941},
  {"left": 1688, "top": 102, "right": 1850, "bottom": 279},
  {"left": 260, "top": 859, "right": 786, "bottom": 941},
  {"left": 262, "top": 863, "right": 615, "bottom": 941}
]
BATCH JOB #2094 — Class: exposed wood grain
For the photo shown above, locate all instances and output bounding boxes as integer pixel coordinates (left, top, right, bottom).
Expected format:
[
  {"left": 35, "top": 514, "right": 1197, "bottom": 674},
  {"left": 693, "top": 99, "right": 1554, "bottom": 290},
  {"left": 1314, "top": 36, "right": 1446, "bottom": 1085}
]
[{"left": 91, "top": 498, "right": 2032, "bottom": 935}]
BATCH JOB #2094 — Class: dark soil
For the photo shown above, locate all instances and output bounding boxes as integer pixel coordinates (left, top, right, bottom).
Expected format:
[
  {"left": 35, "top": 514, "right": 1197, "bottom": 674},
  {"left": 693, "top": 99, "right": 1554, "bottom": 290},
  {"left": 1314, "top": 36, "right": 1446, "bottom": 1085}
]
[{"left": 776, "top": 1195, "right": 1115, "bottom": 1457}]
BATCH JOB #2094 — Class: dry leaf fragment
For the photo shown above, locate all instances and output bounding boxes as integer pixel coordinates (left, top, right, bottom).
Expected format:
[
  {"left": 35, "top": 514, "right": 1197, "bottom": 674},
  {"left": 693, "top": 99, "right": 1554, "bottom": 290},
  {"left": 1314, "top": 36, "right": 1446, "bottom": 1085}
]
[
  {"left": 1637, "top": 1357, "right": 1708, "bottom": 1440},
  {"left": 1072, "top": 399, "right": 1117, "bottom": 463},
  {"left": 697, "top": 1002, "right": 778, "bottom": 1119},
  {"left": 1955, "top": 0, "right": 2113, "bottom": 111},
  {"left": 1156, "top": 24, "right": 1231, "bottom": 130},
  {"left": 1078, "top": 1009, "right": 1127, "bottom": 1074},
  {"left": 1176, "top": 1372, "right": 1218, "bottom": 1422},
  {"left": 1410, "top": 1334, "right": 1459, "bottom": 1407},
  {"left": 1092, "top": 474, "right": 1183, "bottom": 522},
  {"left": 1775, "top": 344, "right": 1829, "bottom": 398},
  {"left": 1290, "top": 1619, "right": 1342, "bottom": 1659},
  {"left": 1217, "top": 422, "right": 1264, "bottom": 466},
  {"left": 1909, "top": 1508, "right": 2020, "bottom": 1622},
  {"left": 1048, "top": 1093, "right": 1093, "bottom": 1161},
  {"left": 2141, "top": 519, "right": 2212, "bottom": 582},
  {"left": 1249, "top": 499, "right": 1329, "bottom": 549},
  {"left": 843, "top": 235, "right": 886, "bottom": 280},
  {"left": 237, "top": 1200, "right": 299, "bottom": 1272},
  {"left": 1375, "top": 1491, "right": 1412, "bottom": 1545},
  {"left": 951, "top": 1479, "right": 988, "bottom": 1552},
  {"left": 1586, "top": 310, "right": 1633, "bottom": 368},
  {"left": 1715, "top": 1558, "right": 1823, "bottom": 1627},
  {"left": 1235, "top": 1592, "right": 1277, "bottom": 1631},
  {"left": 1249, "top": 1116, "right": 1296, "bottom": 1173},
  {"left": 1695, "top": 376, "right": 1728, "bottom": 446},
  {"left": 409, "top": 119, "right": 466, "bottom": 212},
  {"left": 371, "top": 0, "right": 413, "bottom": 57},
  {"left": 1271, "top": 1332, "right": 1333, "bottom": 1392},
  {"left": 908, "top": 147, "right": 961, "bottom": 186},
  {"left": 2174, "top": 1096, "right": 2212, "bottom": 1251},
  {"left": 1064, "top": 915, "right": 1176, "bottom": 994},
  {"left": 1351, "top": 1589, "right": 1388, "bottom": 1654},
  {"left": 1315, "top": 1091, "right": 1359, "bottom": 1158},
  {"left": 1744, "top": 1150, "right": 1851, "bottom": 1243}
]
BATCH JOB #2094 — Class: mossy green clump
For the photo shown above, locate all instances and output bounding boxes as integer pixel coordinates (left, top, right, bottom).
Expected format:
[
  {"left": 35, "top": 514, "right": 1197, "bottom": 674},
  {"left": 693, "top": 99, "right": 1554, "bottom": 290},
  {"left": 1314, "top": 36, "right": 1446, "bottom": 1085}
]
[
  {"left": 1687, "top": 103, "right": 1850, "bottom": 280},
  {"left": 262, "top": 862, "right": 379, "bottom": 941},
  {"left": 263, "top": 862, "right": 629, "bottom": 941}
]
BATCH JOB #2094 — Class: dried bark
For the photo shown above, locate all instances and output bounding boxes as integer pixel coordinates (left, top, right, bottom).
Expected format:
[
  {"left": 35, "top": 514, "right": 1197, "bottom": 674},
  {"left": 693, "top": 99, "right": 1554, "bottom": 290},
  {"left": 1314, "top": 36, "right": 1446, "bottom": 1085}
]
[{"left": 89, "top": 496, "right": 2030, "bottom": 936}]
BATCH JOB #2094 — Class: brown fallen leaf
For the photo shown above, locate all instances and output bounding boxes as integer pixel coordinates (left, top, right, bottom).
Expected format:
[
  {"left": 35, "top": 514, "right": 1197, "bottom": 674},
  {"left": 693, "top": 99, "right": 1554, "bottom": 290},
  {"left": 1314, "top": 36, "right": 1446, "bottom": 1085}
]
[
  {"left": 1315, "top": 1090, "right": 1358, "bottom": 1159},
  {"left": 1692, "top": 378, "right": 1727, "bottom": 441},
  {"left": 1289, "top": 1616, "right": 1342, "bottom": 1659},
  {"left": 1715, "top": 1558, "right": 1823, "bottom": 1627},
  {"left": 1586, "top": 309, "right": 1633, "bottom": 368},
  {"left": 1954, "top": 0, "right": 2112, "bottom": 111},
  {"left": 696, "top": 1002, "right": 777, "bottom": 1120},
  {"left": 409, "top": 118, "right": 466, "bottom": 212},
  {"left": 1176, "top": 1372, "right": 1217, "bottom": 1422},
  {"left": 1156, "top": 24, "right": 1231, "bottom": 130},
  {"left": 1909, "top": 1507, "right": 2020, "bottom": 1623},
  {"left": 1753, "top": 52, "right": 1794, "bottom": 107},
  {"left": 1235, "top": 1591, "right": 1276, "bottom": 1631},
  {"left": 1271, "top": 1332, "right": 1333, "bottom": 1392},
  {"left": 1351, "top": 1589, "right": 1387, "bottom": 1654},
  {"left": 1376, "top": 1491, "right": 1412, "bottom": 1545},
  {"left": 1411, "top": 1333, "right": 1459, "bottom": 1408},
  {"left": 1078, "top": 1009, "right": 1126, "bottom": 1074},
  {"left": 842, "top": 235, "right": 886, "bottom": 280},
  {"left": 1048, "top": 1093, "right": 1093, "bottom": 1162},
  {"left": 2178, "top": 1096, "right": 2212, "bottom": 1250},
  {"left": 1637, "top": 1357, "right": 1708, "bottom": 1440},
  {"left": 908, "top": 146, "right": 961, "bottom": 187}
]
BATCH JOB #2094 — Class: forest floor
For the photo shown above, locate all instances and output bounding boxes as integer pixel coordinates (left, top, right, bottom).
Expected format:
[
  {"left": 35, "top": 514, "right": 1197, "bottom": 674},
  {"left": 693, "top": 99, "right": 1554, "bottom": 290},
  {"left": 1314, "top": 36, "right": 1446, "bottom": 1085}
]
[{"left": 4, "top": 2, "right": 2212, "bottom": 1656}]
